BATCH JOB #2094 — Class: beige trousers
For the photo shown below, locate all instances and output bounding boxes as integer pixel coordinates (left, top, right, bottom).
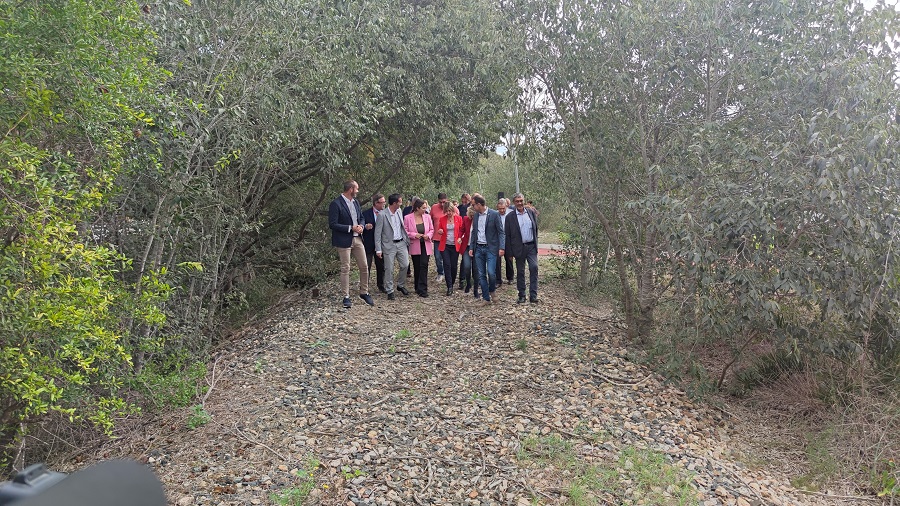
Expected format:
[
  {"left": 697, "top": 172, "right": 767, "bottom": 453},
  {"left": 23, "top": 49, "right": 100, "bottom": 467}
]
[{"left": 337, "top": 236, "right": 369, "bottom": 297}]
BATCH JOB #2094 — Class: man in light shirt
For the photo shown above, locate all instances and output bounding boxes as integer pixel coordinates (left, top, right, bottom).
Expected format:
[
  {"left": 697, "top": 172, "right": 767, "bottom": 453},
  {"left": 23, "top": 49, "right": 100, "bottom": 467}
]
[
  {"left": 374, "top": 193, "right": 411, "bottom": 300},
  {"left": 328, "top": 181, "right": 375, "bottom": 308}
]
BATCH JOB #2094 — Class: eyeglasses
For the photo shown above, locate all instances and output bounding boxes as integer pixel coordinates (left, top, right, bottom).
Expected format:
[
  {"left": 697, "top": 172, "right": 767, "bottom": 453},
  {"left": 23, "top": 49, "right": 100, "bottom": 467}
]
[{"left": 513, "top": 199, "right": 524, "bottom": 203}]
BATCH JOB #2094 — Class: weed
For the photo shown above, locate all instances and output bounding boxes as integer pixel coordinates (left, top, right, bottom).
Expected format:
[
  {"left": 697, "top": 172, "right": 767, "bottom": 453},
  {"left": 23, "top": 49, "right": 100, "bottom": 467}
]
[
  {"left": 395, "top": 329, "right": 411, "bottom": 339},
  {"left": 517, "top": 434, "right": 576, "bottom": 468},
  {"left": 186, "top": 404, "right": 211, "bottom": 429},
  {"left": 791, "top": 430, "right": 839, "bottom": 491},
  {"left": 341, "top": 467, "right": 366, "bottom": 480},
  {"left": 309, "top": 339, "right": 330, "bottom": 348},
  {"left": 515, "top": 338, "right": 528, "bottom": 351},
  {"left": 471, "top": 392, "right": 491, "bottom": 402},
  {"left": 132, "top": 359, "right": 208, "bottom": 410},
  {"left": 387, "top": 345, "right": 396, "bottom": 354},
  {"left": 871, "top": 459, "right": 899, "bottom": 497},
  {"left": 254, "top": 359, "right": 264, "bottom": 374},
  {"left": 271, "top": 457, "right": 320, "bottom": 506}
]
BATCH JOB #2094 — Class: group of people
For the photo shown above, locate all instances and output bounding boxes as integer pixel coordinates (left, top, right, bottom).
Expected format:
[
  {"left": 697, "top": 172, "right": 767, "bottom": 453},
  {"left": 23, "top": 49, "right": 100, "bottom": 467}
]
[{"left": 328, "top": 181, "right": 539, "bottom": 309}]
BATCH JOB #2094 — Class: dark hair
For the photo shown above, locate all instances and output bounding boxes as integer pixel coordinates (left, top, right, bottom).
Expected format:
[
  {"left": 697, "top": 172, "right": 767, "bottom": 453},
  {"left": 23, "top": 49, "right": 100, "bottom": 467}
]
[
  {"left": 411, "top": 198, "right": 426, "bottom": 211},
  {"left": 472, "top": 195, "right": 486, "bottom": 206},
  {"left": 461, "top": 193, "right": 470, "bottom": 200},
  {"left": 437, "top": 192, "right": 447, "bottom": 200},
  {"left": 343, "top": 180, "right": 357, "bottom": 192},
  {"left": 372, "top": 193, "right": 384, "bottom": 204},
  {"left": 388, "top": 193, "right": 402, "bottom": 206}
]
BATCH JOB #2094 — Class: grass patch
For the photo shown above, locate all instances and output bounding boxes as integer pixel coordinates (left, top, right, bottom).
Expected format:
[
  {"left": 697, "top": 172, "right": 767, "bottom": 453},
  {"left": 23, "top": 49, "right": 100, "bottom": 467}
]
[
  {"left": 186, "top": 404, "right": 211, "bottom": 429},
  {"left": 271, "top": 457, "right": 321, "bottom": 505},
  {"left": 517, "top": 435, "right": 696, "bottom": 506}
]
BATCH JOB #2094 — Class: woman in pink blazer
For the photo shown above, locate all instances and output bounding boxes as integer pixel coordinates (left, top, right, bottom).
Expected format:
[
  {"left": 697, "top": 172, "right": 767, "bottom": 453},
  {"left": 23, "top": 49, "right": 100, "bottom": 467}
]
[
  {"left": 404, "top": 198, "right": 434, "bottom": 297},
  {"left": 437, "top": 203, "right": 464, "bottom": 296}
]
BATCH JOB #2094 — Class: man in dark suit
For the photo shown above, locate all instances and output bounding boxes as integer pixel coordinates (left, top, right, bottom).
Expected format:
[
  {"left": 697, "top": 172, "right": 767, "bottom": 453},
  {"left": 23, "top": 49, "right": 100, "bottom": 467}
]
[
  {"left": 468, "top": 194, "right": 505, "bottom": 304},
  {"left": 362, "top": 193, "right": 387, "bottom": 293},
  {"left": 328, "top": 180, "right": 375, "bottom": 309},
  {"left": 505, "top": 192, "right": 539, "bottom": 303}
]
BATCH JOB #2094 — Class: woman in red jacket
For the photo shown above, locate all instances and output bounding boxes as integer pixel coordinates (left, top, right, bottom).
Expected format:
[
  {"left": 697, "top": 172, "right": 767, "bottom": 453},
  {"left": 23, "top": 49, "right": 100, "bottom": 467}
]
[
  {"left": 437, "top": 202, "right": 464, "bottom": 296},
  {"left": 404, "top": 198, "right": 434, "bottom": 297},
  {"left": 458, "top": 206, "right": 476, "bottom": 296}
]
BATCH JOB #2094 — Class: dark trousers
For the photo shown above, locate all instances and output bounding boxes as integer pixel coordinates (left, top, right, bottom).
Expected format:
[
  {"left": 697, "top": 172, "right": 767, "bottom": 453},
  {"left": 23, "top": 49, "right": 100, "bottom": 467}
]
[
  {"left": 412, "top": 250, "right": 430, "bottom": 295},
  {"left": 496, "top": 250, "right": 514, "bottom": 283},
  {"left": 515, "top": 242, "right": 539, "bottom": 298},
  {"left": 365, "top": 249, "right": 385, "bottom": 290},
  {"left": 440, "top": 247, "right": 459, "bottom": 288},
  {"left": 460, "top": 246, "right": 473, "bottom": 289}
]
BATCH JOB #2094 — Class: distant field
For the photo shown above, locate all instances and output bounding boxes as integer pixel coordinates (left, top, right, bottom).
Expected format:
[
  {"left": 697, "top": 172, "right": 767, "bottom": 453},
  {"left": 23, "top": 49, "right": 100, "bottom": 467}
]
[{"left": 539, "top": 230, "right": 563, "bottom": 245}]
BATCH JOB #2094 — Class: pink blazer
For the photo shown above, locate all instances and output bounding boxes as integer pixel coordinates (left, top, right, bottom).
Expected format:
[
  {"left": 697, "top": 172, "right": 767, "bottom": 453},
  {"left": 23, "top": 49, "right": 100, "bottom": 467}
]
[{"left": 404, "top": 213, "right": 434, "bottom": 255}]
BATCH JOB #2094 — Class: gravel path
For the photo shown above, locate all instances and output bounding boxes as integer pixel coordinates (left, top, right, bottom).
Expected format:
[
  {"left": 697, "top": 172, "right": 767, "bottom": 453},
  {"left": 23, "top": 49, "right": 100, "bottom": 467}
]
[{"left": 83, "top": 279, "right": 858, "bottom": 505}]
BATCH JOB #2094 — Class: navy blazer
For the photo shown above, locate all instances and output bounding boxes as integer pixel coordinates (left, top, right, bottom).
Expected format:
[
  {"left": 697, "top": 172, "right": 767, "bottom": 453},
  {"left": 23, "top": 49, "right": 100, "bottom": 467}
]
[
  {"left": 361, "top": 207, "right": 380, "bottom": 253},
  {"left": 470, "top": 208, "right": 505, "bottom": 255},
  {"left": 504, "top": 208, "right": 538, "bottom": 258},
  {"left": 328, "top": 195, "right": 365, "bottom": 248}
]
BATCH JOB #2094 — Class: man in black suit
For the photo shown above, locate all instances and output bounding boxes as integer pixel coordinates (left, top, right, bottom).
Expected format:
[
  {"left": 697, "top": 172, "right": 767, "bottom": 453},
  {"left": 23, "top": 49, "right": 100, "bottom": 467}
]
[
  {"left": 362, "top": 193, "right": 387, "bottom": 293},
  {"left": 505, "top": 192, "right": 539, "bottom": 303},
  {"left": 328, "top": 181, "right": 375, "bottom": 308}
]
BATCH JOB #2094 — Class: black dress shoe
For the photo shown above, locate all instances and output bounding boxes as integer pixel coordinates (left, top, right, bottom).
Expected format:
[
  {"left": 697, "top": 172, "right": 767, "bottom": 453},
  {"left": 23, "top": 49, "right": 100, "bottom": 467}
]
[
  {"left": 359, "top": 293, "right": 375, "bottom": 306},
  {"left": 342, "top": 297, "right": 352, "bottom": 308},
  {"left": 419, "top": 291, "right": 428, "bottom": 298},
  {"left": 378, "top": 286, "right": 387, "bottom": 293},
  {"left": 464, "top": 284, "right": 471, "bottom": 293},
  {"left": 388, "top": 292, "right": 395, "bottom": 300},
  {"left": 530, "top": 296, "right": 538, "bottom": 304},
  {"left": 517, "top": 295, "right": 527, "bottom": 304},
  {"left": 397, "top": 286, "right": 410, "bottom": 296},
  {"left": 446, "top": 287, "right": 452, "bottom": 296}
]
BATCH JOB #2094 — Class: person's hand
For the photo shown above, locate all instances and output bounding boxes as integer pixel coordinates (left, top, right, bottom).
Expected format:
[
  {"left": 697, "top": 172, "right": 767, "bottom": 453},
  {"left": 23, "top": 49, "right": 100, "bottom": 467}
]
[
  {"left": 436, "top": 229, "right": 443, "bottom": 235},
  {"left": 469, "top": 249, "right": 473, "bottom": 257},
  {"left": 499, "top": 249, "right": 505, "bottom": 256},
  {"left": 365, "top": 223, "right": 373, "bottom": 230},
  {"left": 376, "top": 252, "right": 382, "bottom": 258}
]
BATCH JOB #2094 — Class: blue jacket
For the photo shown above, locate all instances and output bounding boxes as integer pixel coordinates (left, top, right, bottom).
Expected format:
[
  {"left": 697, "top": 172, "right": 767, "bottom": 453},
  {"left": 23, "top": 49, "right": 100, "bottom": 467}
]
[
  {"left": 328, "top": 195, "right": 365, "bottom": 248},
  {"left": 470, "top": 208, "right": 505, "bottom": 255}
]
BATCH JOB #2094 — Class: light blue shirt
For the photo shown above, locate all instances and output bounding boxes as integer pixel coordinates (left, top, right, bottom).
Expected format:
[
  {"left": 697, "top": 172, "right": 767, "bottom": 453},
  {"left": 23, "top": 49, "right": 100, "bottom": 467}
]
[
  {"left": 388, "top": 207, "right": 403, "bottom": 241},
  {"left": 516, "top": 209, "right": 534, "bottom": 243},
  {"left": 342, "top": 194, "right": 359, "bottom": 234},
  {"left": 477, "top": 211, "right": 488, "bottom": 244}
]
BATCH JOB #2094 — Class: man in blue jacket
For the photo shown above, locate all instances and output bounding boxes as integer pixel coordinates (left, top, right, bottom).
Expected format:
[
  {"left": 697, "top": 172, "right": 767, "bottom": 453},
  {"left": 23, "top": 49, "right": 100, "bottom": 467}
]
[
  {"left": 468, "top": 194, "right": 505, "bottom": 304},
  {"left": 328, "top": 181, "right": 375, "bottom": 308}
]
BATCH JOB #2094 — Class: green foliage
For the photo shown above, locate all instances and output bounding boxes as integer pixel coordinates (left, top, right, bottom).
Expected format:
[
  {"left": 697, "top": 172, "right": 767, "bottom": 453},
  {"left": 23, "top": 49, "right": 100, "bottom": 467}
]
[
  {"left": 271, "top": 457, "right": 320, "bottom": 506},
  {"left": 185, "top": 404, "right": 211, "bottom": 430},
  {"left": 871, "top": 459, "right": 899, "bottom": 498},
  {"left": 0, "top": 0, "right": 169, "bottom": 461},
  {"left": 517, "top": 434, "right": 576, "bottom": 468},
  {"left": 131, "top": 359, "right": 207, "bottom": 410},
  {"left": 601, "top": 447, "right": 697, "bottom": 506}
]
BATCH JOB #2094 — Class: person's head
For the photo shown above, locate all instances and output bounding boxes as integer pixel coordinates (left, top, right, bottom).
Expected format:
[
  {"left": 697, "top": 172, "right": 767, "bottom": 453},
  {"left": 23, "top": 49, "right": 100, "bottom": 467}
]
[
  {"left": 467, "top": 206, "right": 476, "bottom": 218},
  {"left": 497, "top": 198, "right": 508, "bottom": 214},
  {"left": 513, "top": 193, "right": 526, "bottom": 212},
  {"left": 460, "top": 193, "right": 470, "bottom": 205},
  {"left": 526, "top": 200, "right": 535, "bottom": 208},
  {"left": 472, "top": 194, "right": 487, "bottom": 213},
  {"left": 372, "top": 193, "right": 385, "bottom": 211},
  {"left": 343, "top": 180, "right": 359, "bottom": 198},
  {"left": 411, "top": 198, "right": 428, "bottom": 215},
  {"left": 437, "top": 192, "right": 448, "bottom": 204},
  {"left": 443, "top": 201, "right": 457, "bottom": 217},
  {"left": 387, "top": 193, "right": 403, "bottom": 211}
]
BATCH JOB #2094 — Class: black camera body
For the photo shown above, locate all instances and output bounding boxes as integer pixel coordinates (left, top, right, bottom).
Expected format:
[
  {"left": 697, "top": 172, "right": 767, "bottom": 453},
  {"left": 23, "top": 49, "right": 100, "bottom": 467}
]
[{"left": 0, "top": 464, "right": 67, "bottom": 505}]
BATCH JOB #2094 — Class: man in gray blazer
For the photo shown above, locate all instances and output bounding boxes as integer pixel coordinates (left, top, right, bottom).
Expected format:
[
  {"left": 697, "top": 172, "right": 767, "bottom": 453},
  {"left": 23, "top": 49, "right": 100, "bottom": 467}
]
[
  {"left": 468, "top": 194, "right": 505, "bottom": 303},
  {"left": 375, "top": 193, "right": 411, "bottom": 300}
]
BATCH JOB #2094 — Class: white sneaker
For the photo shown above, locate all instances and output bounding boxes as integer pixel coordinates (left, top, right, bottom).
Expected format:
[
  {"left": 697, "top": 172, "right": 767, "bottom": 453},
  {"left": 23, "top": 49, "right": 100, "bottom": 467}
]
[{"left": 436, "top": 274, "right": 444, "bottom": 283}]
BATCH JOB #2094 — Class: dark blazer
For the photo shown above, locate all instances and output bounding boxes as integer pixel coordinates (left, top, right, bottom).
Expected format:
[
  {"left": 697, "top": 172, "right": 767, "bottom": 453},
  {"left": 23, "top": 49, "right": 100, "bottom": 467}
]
[
  {"left": 362, "top": 207, "right": 380, "bottom": 253},
  {"left": 328, "top": 195, "right": 365, "bottom": 248},
  {"left": 470, "top": 208, "right": 505, "bottom": 255},
  {"left": 504, "top": 208, "right": 538, "bottom": 258}
]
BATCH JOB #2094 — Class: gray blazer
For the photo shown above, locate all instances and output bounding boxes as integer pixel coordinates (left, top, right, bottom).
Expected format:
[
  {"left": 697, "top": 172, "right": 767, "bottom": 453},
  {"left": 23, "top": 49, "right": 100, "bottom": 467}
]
[
  {"left": 471, "top": 208, "right": 505, "bottom": 255},
  {"left": 374, "top": 208, "right": 410, "bottom": 254}
]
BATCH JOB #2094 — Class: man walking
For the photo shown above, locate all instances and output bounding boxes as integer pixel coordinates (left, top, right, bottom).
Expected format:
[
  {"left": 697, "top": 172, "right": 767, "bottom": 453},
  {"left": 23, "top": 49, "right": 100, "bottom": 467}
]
[
  {"left": 375, "top": 194, "right": 411, "bottom": 300},
  {"left": 328, "top": 181, "right": 375, "bottom": 308},
  {"left": 469, "top": 194, "right": 504, "bottom": 304},
  {"left": 496, "top": 198, "right": 515, "bottom": 287},
  {"left": 505, "top": 193, "right": 539, "bottom": 303},
  {"left": 362, "top": 194, "right": 387, "bottom": 293}
]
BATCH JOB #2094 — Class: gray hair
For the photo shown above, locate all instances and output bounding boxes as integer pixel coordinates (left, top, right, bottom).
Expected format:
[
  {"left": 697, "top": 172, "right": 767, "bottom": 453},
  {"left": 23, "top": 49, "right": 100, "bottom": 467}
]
[{"left": 512, "top": 192, "right": 524, "bottom": 201}]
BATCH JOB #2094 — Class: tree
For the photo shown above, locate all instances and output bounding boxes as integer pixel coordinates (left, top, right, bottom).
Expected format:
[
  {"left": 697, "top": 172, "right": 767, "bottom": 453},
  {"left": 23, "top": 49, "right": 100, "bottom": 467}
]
[{"left": 0, "top": 0, "right": 168, "bottom": 465}]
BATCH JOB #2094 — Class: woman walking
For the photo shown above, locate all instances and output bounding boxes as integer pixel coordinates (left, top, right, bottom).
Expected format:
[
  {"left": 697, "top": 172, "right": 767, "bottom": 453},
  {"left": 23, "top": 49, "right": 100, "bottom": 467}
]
[
  {"left": 404, "top": 198, "right": 433, "bottom": 297},
  {"left": 437, "top": 202, "right": 463, "bottom": 296}
]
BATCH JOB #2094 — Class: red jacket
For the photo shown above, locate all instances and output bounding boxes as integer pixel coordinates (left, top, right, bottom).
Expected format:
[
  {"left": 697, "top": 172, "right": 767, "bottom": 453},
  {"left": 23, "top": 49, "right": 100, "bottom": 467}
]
[
  {"left": 438, "top": 214, "right": 465, "bottom": 252},
  {"left": 457, "top": 215, "right": 473, "bottom": 253}
]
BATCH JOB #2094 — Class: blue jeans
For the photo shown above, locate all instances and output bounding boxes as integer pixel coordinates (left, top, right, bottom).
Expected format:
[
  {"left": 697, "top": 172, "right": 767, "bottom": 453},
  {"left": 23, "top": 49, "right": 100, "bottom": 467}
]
[
  {"left": 433, "top": 241, "right": 444, "bottom": 275},
  {"left": 474, "top": 247, "right": 497, "bottom": 301}
]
